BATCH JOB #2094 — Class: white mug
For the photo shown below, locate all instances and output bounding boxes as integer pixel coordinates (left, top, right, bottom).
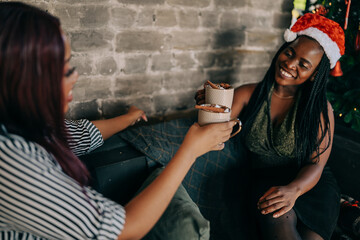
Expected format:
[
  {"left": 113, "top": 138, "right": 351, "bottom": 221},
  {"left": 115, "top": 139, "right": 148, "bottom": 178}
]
[
  {"left": 205, "top": 85, "right": 234, "bottom": 109},
  {"left": 197, "top": 104, "right": 241, "bottom": 138}
]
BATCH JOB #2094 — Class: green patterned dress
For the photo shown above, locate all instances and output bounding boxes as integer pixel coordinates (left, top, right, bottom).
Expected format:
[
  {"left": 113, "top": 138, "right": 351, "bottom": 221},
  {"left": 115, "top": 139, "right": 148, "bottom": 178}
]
[{"left": 244, "top": 86, "right": 340, "bottom": 240}]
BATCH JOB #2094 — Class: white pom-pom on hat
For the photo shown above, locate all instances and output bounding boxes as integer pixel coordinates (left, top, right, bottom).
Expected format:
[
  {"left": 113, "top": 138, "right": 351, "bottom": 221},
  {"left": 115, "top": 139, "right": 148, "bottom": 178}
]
[{"left": 284, "top": 29, "right": 297, "bottom": 42}]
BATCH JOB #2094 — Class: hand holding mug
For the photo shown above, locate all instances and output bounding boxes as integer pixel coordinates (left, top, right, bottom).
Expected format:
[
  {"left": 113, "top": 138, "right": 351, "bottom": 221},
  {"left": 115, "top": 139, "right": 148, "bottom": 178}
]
[
  {"left": 182, "top": 121, "right": 237, "bottom": 158},
  {"left": 196, "top": 104, "right": 241, "bottom": 138}
]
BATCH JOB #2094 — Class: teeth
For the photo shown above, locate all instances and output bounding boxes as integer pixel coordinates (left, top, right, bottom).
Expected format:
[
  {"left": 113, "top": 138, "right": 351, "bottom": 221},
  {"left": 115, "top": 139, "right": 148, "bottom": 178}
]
[
  {"left": 280, "top": 68, "right": 292, "bottom": 78},
  {"left": 68, "top": 90, "right": 72, "bottom": 97}
]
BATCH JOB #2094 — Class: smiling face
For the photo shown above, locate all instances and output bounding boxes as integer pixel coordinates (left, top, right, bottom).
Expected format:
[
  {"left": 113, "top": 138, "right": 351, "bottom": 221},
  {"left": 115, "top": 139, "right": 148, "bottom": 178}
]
[
  {"left": 62, "top": 34, "right": 78, "bottom": 113},
  {"left": 275, "top": 36, "right": 324, "bottom": 88}
]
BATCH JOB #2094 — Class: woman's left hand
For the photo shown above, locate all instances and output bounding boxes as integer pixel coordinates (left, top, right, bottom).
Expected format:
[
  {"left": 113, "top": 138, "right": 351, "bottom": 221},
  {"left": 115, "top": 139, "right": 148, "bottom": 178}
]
[
  {"left": 257, "top": 185, "right": 301, "bottom": 218},
  {"left": 127, "top": 106, "right": 148, "bottom": 125}
]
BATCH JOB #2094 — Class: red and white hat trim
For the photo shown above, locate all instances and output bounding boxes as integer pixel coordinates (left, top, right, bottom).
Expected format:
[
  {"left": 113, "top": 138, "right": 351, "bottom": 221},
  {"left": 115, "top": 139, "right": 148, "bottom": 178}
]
[
  {"left": 284, "top": 27, "right": 341, "bottom": 68},
  {"left": 284, "top": 13, "right": 345, "bottom": 69}
]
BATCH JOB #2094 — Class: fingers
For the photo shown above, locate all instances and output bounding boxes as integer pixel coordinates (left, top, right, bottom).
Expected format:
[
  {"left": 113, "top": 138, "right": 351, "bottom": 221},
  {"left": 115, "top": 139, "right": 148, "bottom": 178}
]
[
  {"left": 258, "top": 196, "right": 283, "bottom": 214},
  {"left": 206, "top": 121, "right": 236, "bottom": 143},
  {"left": 189, "top": 120, "right": 236, "bottom": 155},
  {"left": 258, "top": 196, "right": 282, "bottom": 209},
  {"left": 259, "top": 200, "right": 292, "bottom": 218},
  {"left": 272, "top": 207, "right": 291, "bottom": 218},
  {"left": 127, "top": 106, "right": 148, "bottom": 124},
  {"left": 257, "top": 186, "right": 295, "bottom": 218},
  {"left": 258, "top": 187, "right": 279, "bottom": 203},
  {"left": 223, "top": 121, "right": 238, "bottom": 141},
  {"left": 208, "top": 122, "right": 235, "bottom": 151},
  {"left": 211, "top": 120, "right": 237, "bottom": 131},
  {"left": 211, "top": 142, "right": 225, "bottom": 151},
  {"left": 212, "top": 122, "right": 233, "bottom": 134},
  {"left": 195, "top": 89, "right": 205, "bottom": 104},
  {"left": 262, "top": 204, "right": 292, "bottom": 218},
  {"left": 141, "top": 114, "right": 148, "bottom": 122},
  {"left": 134, "top": 114, "right": 147, "bottom": 124}
]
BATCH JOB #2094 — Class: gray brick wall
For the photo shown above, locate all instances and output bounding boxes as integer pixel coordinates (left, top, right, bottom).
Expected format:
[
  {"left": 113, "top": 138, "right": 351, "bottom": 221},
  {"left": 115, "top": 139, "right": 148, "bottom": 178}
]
[{"left": 14, "top": 0, "right": 293, "bottom": 119}]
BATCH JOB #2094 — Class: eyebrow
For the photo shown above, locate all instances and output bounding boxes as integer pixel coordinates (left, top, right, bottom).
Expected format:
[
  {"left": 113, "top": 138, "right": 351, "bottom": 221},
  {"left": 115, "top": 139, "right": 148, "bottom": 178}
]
[
  {"left": 288, "top": 47, "right": 313, "bottom": 67},
  {"left": 65, "top": 55, "right": 72, "bottom": 63}
]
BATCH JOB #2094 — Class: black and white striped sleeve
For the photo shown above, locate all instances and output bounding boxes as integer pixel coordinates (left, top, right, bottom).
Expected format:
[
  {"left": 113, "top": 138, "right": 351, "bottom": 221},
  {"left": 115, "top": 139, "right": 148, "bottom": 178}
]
[
  {"left": 0, "top": 134, "right": 125, "bottom": 239},
  {"left": 65, "top": 119, "right": 104, "bottom": 156}
]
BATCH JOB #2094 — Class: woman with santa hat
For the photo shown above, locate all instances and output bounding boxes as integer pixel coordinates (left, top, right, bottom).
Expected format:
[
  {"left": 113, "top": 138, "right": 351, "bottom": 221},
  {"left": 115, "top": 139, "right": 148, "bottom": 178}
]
[
  {"left": 197, "top": 13, "right": 345, "bottom": 239},
  {"left": 235, "top": 13, "right": 343, "bottom": 240}
]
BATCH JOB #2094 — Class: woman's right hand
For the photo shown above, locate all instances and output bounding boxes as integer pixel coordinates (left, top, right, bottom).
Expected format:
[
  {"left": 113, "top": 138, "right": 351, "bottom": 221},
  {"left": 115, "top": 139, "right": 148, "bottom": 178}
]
[{"left": 181, "top": 121, "right": 236, "bottom": 159}]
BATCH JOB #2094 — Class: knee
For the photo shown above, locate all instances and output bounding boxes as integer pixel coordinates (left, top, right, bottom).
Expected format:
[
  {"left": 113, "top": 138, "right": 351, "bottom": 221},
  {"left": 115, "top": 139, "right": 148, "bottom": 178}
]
[
  {"left": 257, "top": 210, "right": 298, "bottom": 231},
  {"left": 258, "top": 210, "right": 297, "bottom": 224}
]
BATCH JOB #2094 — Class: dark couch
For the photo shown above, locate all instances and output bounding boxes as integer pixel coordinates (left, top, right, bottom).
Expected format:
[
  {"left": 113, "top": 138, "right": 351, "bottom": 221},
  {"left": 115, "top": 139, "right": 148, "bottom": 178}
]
[
  {"left": 80, "top": 121, "right": 360, "bottom": 240},
  {"left": 328, "top": 124, "right": 360, "bottom": 240}
]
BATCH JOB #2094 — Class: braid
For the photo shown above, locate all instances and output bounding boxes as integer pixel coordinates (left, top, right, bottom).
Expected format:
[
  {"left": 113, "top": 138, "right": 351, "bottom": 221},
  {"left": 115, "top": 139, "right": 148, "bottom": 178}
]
[{"left": 296, "top": 54, "right": 331, "bottom": 165}]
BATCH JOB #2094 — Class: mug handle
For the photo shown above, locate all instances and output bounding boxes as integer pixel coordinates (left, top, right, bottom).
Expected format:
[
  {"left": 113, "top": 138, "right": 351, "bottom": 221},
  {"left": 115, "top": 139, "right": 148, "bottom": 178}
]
[{"left": 230, "top": 119, "right": 242, "bottom": 138}]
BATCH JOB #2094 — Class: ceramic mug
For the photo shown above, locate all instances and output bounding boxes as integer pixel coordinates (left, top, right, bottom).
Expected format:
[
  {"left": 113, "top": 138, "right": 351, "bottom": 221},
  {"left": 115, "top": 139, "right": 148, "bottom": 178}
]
[
  {"left": 205, "top": 84, "right": 234, "bottom": 109},
  {"left": 197, "top": 104, "right": 241, "bottom": 138}
]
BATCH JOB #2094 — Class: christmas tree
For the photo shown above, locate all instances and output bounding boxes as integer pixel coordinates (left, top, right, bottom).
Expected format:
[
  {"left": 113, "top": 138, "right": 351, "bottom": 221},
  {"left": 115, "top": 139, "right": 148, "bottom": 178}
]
[{"left": 306, "top": 0, "right": 360, "bottom": 132}]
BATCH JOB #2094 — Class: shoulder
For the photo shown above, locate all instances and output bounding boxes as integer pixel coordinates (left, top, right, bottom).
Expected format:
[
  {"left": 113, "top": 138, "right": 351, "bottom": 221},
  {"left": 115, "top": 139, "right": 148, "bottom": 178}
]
[
  {"left": 235, "top": 83, "right": 257, "bottom": 95},
  {"left": 318, "top": 101, "right": 335, "bottom": 136},
  {"left": 0, "top": 133, "right": 58, "bottom": 172},
  {"left": 231, "top": 83, "right": 258, "bottom": 118},
  {"left": 327, "top": 101, "right": 334, "bottom": 113},
  {"left": 326, "top": 101, "right": 335, "bottom": 128},
  {"left": 234, "top": 83, "right": 258, "bottom": 104},
  {"left": 322, "top": 101, "right": 334, "bottom": 123},
  {"left": 0, "top": 133, "right": 35, "bottom": 154}
]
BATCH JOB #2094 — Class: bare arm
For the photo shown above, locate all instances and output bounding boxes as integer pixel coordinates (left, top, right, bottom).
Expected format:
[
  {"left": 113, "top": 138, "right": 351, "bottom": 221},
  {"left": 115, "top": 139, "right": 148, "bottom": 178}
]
[
  {"left": 118, "top": 121, "right": 236, "bottom": 240},
  {"left": 287, "top": 101, "right": 334, "bottom": 196},
  {"left": 92, "top": 106, "right": 147, "bottom": 140},
  {"left": 258, "top": 102, "right": 335, "bottom": 218},
  {"left": 230, "top": 83, "right": 257, "bottom": 119}
]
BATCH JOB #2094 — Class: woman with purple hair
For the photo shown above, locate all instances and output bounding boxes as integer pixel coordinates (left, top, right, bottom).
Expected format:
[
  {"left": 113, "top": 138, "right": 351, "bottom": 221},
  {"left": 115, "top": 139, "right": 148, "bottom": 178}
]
[{"left": 0, "top": 2, "right": 235, "bottom": 239}]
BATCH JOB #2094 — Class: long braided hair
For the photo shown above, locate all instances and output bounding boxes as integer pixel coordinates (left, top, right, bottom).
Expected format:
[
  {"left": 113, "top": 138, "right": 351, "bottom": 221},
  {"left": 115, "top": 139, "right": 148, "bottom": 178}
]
[{"left": 240, "top": 38, "right": 331, "bottom": 166}]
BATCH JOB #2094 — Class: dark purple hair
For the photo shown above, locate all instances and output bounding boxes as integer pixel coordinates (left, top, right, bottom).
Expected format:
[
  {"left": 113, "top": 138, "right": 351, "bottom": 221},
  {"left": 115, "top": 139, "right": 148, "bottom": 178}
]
[{"left": 0, "top": 2, "right": 89, "bottom": 186}]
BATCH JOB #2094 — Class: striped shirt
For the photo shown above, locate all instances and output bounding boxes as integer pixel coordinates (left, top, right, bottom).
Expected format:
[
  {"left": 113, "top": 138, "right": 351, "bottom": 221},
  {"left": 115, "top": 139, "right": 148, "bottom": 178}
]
[{"left": 0, "top": 119, "right": 126, "bottom": 239}]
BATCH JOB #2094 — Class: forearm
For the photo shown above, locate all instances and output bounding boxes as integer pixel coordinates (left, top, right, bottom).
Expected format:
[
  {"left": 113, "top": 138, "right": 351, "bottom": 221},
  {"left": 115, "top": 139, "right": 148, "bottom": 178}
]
[
  {"left": 290, "top": 102, "right": 335, "bottom": 198},
  {"left": 119, "top": 145, "right": 196, "bottom": 240},
  {"left": 287, "top": 164, "right": 324, "bottom": 197},
  {"left": 92, "top": 115, "right": 133, "bottom": 140}
]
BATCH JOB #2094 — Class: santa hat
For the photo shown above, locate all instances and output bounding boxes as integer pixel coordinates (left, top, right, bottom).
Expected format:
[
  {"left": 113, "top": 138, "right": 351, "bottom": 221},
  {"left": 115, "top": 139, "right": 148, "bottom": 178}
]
[{"left": 284, "top": 13, "right": 345, "bottom": 69}]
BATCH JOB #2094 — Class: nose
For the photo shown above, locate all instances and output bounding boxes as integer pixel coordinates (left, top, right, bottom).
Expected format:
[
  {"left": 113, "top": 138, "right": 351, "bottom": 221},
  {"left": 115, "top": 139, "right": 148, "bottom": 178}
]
[
  {"left": 285, "top": 58, "right": 297, "bottom": 70},
  {"left": 67, "top": 70, "right": 78, "bottom": 85},
  {"left": 73, "top": 70, "right": 79, "bottom": 83}
]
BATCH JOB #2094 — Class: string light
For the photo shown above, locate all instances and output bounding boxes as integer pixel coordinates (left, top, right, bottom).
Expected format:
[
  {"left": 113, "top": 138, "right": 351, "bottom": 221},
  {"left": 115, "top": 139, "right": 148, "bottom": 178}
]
[
  {"left": 339, "top": 113, "right": 343, "bottom": 117},
  {"left": 354, "top": 108, "right": 357, "bottom": 111}
]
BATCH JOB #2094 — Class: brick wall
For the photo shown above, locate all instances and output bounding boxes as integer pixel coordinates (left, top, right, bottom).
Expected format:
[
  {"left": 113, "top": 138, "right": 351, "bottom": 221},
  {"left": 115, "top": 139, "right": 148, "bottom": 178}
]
[{"left": 11, "top": 0, "right": 293, "bottom": 119}]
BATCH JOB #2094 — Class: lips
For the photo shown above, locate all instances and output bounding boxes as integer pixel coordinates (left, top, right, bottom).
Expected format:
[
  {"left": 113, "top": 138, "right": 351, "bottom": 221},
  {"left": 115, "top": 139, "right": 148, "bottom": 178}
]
[{"left": 279, "top": 67, "right": 295, "bottom": 78}]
